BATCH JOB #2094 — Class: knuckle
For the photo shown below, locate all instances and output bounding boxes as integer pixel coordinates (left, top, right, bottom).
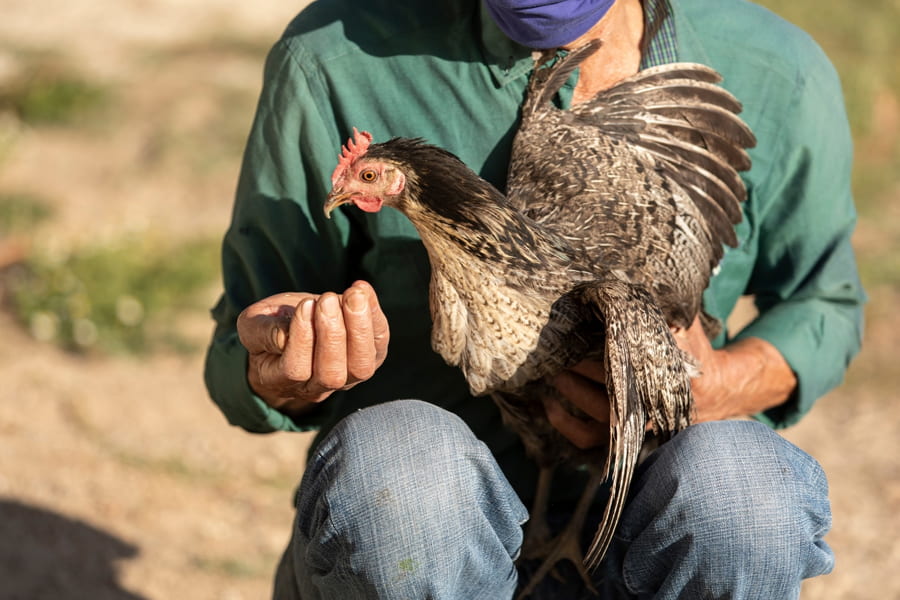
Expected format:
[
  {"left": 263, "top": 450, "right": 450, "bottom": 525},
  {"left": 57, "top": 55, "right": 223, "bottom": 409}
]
[
  {"left": 316, "top": 368, "right": 348, "bottom": 390},
  {"left": 283, "top": 361, "right": 311, "bottom": 383},
  {"left": 317, "top": 317, "right": 347, "bottom": 344},
  {"left": 347, "top": 361, "right": 375, "bottom": 382},
  {"left": 346, "top": 324, "right": 373, "bottom": 345}
]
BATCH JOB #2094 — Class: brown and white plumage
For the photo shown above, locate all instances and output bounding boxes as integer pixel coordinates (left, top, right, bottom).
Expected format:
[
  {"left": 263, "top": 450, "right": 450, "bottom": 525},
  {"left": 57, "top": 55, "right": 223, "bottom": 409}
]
[{"left": 325, "top": 39, "right": 754, "bottom": 595}]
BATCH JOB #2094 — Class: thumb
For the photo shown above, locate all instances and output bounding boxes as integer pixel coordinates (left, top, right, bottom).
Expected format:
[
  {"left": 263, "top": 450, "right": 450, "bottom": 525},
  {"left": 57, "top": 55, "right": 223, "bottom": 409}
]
[
  {"left": 238, "top": 311, "right": 291, "bottom": 355},
  {"left": 237, "top": 294, "right": 309, "bottom": 354}
]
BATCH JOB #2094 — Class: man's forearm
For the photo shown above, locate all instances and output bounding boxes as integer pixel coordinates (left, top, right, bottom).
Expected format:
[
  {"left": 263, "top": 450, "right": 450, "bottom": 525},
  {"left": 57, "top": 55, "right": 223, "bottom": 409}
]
[{"left": 695, "top": 337, "right": 797, "bottom": 422}]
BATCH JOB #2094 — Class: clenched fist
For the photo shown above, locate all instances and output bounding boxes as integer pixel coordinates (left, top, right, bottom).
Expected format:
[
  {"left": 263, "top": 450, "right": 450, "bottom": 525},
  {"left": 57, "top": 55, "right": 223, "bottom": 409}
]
[{"left": 237, "top": 280, "right": 389, "bottom": 415}]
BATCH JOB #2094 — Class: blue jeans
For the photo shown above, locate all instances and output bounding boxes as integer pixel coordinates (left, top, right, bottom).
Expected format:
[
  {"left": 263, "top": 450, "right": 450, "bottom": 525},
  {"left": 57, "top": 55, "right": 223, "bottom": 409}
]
[{"left": 273, "top": 400, "right": 833, "bottom": 599}]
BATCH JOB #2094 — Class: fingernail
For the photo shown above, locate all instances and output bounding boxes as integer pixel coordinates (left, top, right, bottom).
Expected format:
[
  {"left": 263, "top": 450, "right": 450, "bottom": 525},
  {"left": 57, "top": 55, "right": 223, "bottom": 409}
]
[
  {"left": 320, "top": 294, "right": 339, "bottom": 316},
  {"left": 346, "top": 290, "right": 366, "bottom": 313},
  {"left": 272, "top": 328, "right": 287, "bottom": 351},
  {"left": 300, "top": 299, "right": 314, "bottom": 320}
]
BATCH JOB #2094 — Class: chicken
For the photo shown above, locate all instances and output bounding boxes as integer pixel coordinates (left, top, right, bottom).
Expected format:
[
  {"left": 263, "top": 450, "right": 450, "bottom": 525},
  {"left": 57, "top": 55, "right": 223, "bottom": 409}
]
[{"left": 324, "top": 40, "right": 754, "bottom": 597}]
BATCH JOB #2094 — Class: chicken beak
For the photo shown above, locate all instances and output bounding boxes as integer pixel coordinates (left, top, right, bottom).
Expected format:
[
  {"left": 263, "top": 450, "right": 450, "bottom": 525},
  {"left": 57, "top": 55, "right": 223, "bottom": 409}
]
[{"left": 324, "top": 191, "right": 355, "bottom": 219}]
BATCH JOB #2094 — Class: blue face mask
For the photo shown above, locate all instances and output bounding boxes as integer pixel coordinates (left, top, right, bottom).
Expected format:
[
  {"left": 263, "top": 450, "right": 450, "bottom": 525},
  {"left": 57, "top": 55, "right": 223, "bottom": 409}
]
[{"left": 483, "top": 0, "right": 615, "bottom": 49}]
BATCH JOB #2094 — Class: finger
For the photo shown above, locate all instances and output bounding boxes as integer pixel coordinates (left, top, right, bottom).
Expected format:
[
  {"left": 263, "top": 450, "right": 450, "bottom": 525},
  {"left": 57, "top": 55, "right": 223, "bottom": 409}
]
[
  {"left": 281, "top": 298, "right": 316, "bottom": 382},
  {"left": 237, "top": 293, "right": 305, "bottom": 354},
  {"left": 248, "top": 351, "right": 290, "bottom": 401},
  {"left": 370, "top": 291, "right": 390, "bottom": 364},
  {"left": 553, "top": 370, "right": 611, "bottom": 424},
  {"left": 568, "top": 359, "right": 606, "bottom": 383},
  {"left": 672, "top": 315, "right": 710, "bottom": 359},
  {"left": 350, "top": 280, "right": 390, "bottom": 364},
  {"left": 311, "top": 293, "right": 349, "bottom": 389},
  {"left": 343, "top": 287, "right": 376, "bottom": 382},
  {"left": 239, "top": 314, "right": 289, "bottom": 355},
  {"left": 543, "top": 396, "right": 608, "bottom": 450},
  {"left": 670, "top": 324, "right": 690, "bottom": 340}
]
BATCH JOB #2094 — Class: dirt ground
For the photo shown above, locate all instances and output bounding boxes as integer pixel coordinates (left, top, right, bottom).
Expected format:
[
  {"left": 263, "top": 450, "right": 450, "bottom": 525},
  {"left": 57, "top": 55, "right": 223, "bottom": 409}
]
[{"left": 0, "top": 1, "right": 898, "bottom": 599}]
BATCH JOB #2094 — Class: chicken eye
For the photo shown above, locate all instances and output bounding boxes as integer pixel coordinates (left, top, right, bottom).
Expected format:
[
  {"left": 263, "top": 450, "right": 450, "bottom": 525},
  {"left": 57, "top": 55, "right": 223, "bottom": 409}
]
[{"left": 360, "top": 169, "right": 378, "bottom": 182}]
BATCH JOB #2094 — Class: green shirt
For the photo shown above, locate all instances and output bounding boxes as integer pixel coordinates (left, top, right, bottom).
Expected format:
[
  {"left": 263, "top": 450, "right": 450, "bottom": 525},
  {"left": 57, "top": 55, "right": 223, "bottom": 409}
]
[{"left": 204, "top": 0, "right": 864, "bottom": 503}]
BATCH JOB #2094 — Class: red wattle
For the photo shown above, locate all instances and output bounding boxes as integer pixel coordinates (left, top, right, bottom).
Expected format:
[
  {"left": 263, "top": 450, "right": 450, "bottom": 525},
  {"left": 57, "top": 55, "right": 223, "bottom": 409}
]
[{"left": 353, "top": 196, "right": 384, "bottom": 213}]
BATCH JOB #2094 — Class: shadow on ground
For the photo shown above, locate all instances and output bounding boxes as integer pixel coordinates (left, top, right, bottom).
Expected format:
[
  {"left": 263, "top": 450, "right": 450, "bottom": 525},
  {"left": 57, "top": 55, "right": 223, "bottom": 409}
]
[{"left": 0, "top": 498, "right": 146, "bottom": 600}]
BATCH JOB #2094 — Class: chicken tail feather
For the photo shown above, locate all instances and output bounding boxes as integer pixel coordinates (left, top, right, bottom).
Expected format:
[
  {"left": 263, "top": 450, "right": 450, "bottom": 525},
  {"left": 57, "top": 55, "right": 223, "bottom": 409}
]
[{"left": 577, "top": 275, "right": 693, "bottom": 571}]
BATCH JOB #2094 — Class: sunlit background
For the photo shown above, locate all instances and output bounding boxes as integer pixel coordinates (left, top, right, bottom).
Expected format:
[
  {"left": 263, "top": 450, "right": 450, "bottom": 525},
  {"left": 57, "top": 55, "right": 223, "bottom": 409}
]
[{"left": 0, "top": 1, "right": 897, "bottom": 598}]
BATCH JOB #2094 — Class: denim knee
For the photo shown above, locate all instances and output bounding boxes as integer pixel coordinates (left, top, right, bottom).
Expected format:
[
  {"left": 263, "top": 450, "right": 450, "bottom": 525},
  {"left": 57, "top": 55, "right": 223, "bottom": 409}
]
[
  {"left": 290, "top": 399, "right": 527, "bottom": 599},
  {"left": 617, "top": 420, "right": 834, "bottom": 598}
]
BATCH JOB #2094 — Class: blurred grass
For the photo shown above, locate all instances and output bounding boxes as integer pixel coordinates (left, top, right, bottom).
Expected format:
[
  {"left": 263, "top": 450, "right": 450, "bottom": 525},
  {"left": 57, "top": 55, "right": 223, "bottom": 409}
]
[
  {"left": 0, "top": 55, "right": 111, "bottom": 126},
  {"left": 0, "top": 191, "right": 52, "bottom": 234},
  {"left": 4, "top": 236, "right": 220, "bottom": 354}
]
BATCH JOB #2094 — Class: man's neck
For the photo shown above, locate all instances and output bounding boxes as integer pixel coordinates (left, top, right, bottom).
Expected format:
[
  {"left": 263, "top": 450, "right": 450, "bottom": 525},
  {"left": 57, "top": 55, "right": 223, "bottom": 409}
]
[{"left": 562, "top": 0, "right": 645, "bottom": 103}]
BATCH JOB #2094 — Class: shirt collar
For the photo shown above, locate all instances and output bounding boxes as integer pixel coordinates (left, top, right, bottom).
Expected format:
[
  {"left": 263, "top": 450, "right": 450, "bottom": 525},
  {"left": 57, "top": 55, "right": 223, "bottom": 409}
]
[
  {"left": 478, "top": 2, "right": 534, "bottom": 87},
  {"left": 640, "top": 0, "right": 679, "bottom": 68}
]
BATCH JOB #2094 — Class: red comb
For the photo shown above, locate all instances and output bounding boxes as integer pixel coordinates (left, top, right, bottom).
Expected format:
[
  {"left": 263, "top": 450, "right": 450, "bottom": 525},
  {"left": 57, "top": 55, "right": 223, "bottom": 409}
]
[{"left": 331, "top": 128, "right": 373, "bottom": 185}]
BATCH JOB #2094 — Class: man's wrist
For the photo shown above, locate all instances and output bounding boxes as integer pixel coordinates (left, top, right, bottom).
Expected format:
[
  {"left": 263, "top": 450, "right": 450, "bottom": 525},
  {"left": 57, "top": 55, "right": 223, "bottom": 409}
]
[{"left": 718, "top": 338, "right": 797, "bottom": 418}]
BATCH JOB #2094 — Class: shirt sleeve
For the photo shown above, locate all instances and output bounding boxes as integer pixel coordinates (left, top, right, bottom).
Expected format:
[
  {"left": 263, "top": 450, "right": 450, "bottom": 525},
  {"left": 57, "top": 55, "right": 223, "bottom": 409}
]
[
  {"left": 733, "top": 48, "right": 865, "bottom": 429},
  {"left": 203, "top": 39, "right": 356, "bottom": 433}
]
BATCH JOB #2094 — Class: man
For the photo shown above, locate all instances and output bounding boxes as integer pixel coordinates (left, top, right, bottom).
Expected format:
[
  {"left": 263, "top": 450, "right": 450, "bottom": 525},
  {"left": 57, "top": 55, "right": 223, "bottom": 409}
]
[{"left": 205, "top": 0, "right": 864, "bottom": 597}]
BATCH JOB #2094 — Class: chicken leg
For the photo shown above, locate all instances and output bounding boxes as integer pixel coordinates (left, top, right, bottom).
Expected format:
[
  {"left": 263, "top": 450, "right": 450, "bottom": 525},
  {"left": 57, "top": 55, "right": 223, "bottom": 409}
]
[
  {"left": 517, "top": 469, "right": 606, "bottom": 599},
  {"left": 521, "top": 465, "right": 556, "bottom": 561}
]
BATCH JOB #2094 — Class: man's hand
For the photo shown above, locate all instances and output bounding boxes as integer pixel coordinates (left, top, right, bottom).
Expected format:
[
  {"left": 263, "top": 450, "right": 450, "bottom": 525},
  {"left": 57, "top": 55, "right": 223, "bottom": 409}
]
[
  {"left": 670, "top": 316, "right": 732, "bottom": 422},
  {"left": 236, "top": 280, "right": 389, "bottom": 415},
  {"left": 671, "top": 315, "right": 797, "bottom": 423},
  {"left": 546, "top": 316, "right": 797, "bottom": 450},
  {"left": 543, "top": 360, "right": 610, "bottom": 450}
]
